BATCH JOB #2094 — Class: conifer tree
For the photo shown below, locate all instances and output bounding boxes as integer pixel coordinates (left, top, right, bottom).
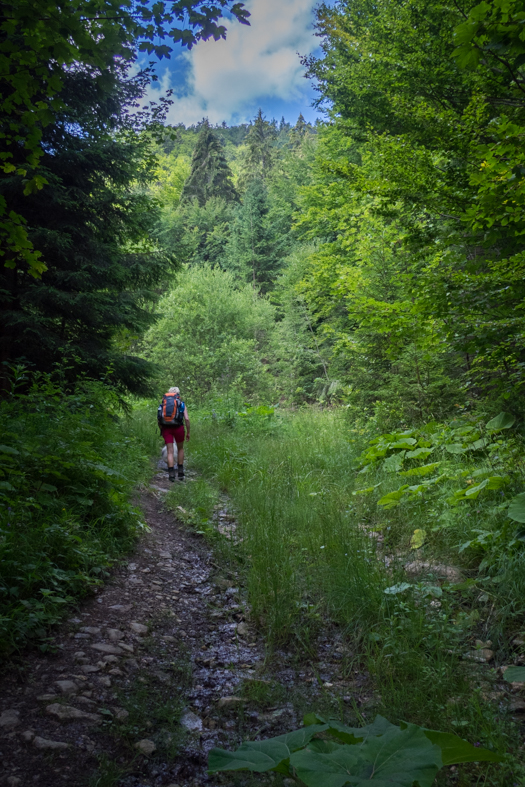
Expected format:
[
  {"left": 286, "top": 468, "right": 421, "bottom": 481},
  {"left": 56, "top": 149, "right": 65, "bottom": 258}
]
[
  {"left": 290, "top": 113, "right": 309, "bottom": 147},
  {"left": 243, "top": 109, "right": 277, "bottom": 181},
  {"left": 180, "top": 122, "right": 238, "bottom": 206},
  {"left": 0, "top": 67, "right": 171, "bottom": 394},
  {"left": 225, "top": 179, "right": 281, "bottom": 292}
]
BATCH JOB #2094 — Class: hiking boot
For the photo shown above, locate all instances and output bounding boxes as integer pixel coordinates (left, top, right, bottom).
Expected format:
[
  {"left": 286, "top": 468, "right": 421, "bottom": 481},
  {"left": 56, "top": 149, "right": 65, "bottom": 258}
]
[
  {"left": 168, "top": 467, "right": 176, "bottom": 482},
  {"left": 177, "top": 464, "right": 185, "bottom": 480}
]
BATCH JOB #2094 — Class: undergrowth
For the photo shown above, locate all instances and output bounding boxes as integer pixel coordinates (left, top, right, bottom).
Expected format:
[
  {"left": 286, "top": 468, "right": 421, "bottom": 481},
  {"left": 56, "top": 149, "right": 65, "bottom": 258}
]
[
  {"left": 128, "top": 398, "right": 525, "bottom": 785},
  {"left": 0, "top": 367, "right": 150, "bottom": 656}
]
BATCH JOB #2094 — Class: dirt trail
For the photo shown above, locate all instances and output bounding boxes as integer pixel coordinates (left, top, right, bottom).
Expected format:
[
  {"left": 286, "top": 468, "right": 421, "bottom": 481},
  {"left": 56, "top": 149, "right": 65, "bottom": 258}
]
[{"left": 0, "top": 468, "right": 358, "bottom": 787}]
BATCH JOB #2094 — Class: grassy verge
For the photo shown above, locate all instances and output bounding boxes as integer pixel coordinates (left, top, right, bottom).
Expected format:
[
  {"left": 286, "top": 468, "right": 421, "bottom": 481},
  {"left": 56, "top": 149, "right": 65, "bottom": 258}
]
[
  {"left": 0, "top": 372, "right": 151, "bottom": 656},
  {"left": 130, "top": 400, "right": 525, "bottom": 786}
]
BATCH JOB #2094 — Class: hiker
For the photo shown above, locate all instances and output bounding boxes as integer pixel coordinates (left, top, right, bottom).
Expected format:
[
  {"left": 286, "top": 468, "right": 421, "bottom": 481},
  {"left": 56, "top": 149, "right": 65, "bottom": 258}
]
[{"left": 158, "top": 386, "right": 190, "bottom": 482}]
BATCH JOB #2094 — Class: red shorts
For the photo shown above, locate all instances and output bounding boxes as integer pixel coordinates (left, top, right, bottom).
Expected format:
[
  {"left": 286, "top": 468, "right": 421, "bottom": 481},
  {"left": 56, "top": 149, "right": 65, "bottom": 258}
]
[{"left": 161, "top": 425, "right": 185, "bottom": 444}]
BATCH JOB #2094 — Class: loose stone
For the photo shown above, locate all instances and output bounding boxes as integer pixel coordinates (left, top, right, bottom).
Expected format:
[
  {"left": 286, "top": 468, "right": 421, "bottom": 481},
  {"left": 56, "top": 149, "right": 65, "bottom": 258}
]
[
  {"left": 135, "top": 739, "right": 156, "bottom": 755},
  {"left": 33, "top": 736, "right": 70, "bottom": 751},
  {"left": 130, "top": 622, "right": 148, "bottom": 635},
  {"left": 45, "top": 703, "right": 102, "bottom": 723},
  {"left": 509, "top": 698, "right": 525, "bottom": 712},
  {"left": 55, "top": 680, "right": 78, "bottom": 694},
  {"left": 404, "top": 561, "right": 463, "bottom": 583},
  {"left": 107, "top": 628, "right": 124, "bottom": 641},
  {"left": 109, "top": 604, "right": 132, "bottom": 613},
  {"left": 180, "top": 711, "right": 203, "bottom": 733},
  {"left": 91, "top": 643, "right": 123, "bottom": 655},
  {"left": 0, "top": 710, "right": 20, "bottom": 729}
]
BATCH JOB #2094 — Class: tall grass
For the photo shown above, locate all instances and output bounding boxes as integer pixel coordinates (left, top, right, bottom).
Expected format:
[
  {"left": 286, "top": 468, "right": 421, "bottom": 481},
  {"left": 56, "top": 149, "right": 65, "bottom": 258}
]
[{"left": 142, "top": 401, "right": 525, "bottom": 784}]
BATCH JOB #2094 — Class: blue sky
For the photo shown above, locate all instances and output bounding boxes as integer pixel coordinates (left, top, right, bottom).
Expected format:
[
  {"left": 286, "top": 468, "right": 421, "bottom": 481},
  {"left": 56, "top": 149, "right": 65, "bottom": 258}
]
[{"left": 140, "top": 0, "right": 327, "bottom": 127}]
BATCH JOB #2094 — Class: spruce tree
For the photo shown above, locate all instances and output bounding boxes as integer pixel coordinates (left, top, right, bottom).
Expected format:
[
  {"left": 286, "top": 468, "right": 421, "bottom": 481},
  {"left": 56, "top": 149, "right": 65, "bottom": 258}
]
[
  {"left": 180, "top": 122, "right": 238, "bottom": 206},
  {"left": 0, "top": 66, "right": 171, "bottom": 394},
  {"left": 242, "top": 109, "right": 277, "bottom": 182},
  {"left": 290, "top": 113, "right": 309, "bottom": 147},
  {"left": 225, "top": 179, "right": 281, "bottom": 292}
]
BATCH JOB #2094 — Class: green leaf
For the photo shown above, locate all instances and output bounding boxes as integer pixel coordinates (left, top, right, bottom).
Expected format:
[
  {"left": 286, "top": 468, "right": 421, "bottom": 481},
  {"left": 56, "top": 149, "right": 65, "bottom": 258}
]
[
  {"left": 0, "top": 444, "right": 19, "bottom": 455},
  {"left": 486, "top": 475, "right": 508, "bottom": 490},
  {"left": 377, "top": 485, "right": 409, "bottom": 508},
  {"left": 208, "top": 741, "right": 291, "bottom": 774},
  {"left": 486, "top": 412, "right": 516, "bottom": 431},
  {"left": 383, "top": 451, "right": 405, "bottom": 472},
  {"left": 352, "top": 485, "right": 380, "bottom": 496},
  {"left": 326, "top": 716, "right": 397, "bottom": 743},
  {"left": 446, "top": 444, "right": 465, "bottom": 454},
  {"left": 406, "top": 447, "right": 433, "bottom": 459},
  {"left": 207, "top": 724, "right": 329, "bottom": 774},
  {"left": 272, "top": 724, "right": 330, "bottom": 751},
  {"left": 384, "top": 582, "right": 412, "bottom": 595},
  {"left": 410, "top": 528, "right": 427, "bottom": 549},
  {"left": 469, "top": 438, "right": 488, "bottom": 450},
  {"left": 503, "top": 666, "right": 525, "bottom": 683},
  {"left": 422, "top": 729, "right": 503, "bottom": 765},
  {"left": 465, "top": 479, "right": 488, "bottom": 499},
  {"left": 290, "top": 723, "right": 442, "bottom": 787},
  {"left": 390, "top": 438, "right": 417, "bottom": 448},
  {"left": 399, "top": 462, "right": 441, "bottom": 477},
  {"left": 39, "top": 483, "right": 57, "bottom": 493},
  {"left": 508, "top": 492, "right": 525, "bottom": 523}
]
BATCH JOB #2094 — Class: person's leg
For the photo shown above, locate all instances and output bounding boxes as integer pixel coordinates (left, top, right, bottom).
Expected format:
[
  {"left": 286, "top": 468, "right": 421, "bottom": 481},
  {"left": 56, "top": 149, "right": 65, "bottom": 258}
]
[
  {"left": 176, "top": 441, "right": 185, "bottom": 478},
  {"left": 162, "top": 429, "right": 176, "bottom": 482}
]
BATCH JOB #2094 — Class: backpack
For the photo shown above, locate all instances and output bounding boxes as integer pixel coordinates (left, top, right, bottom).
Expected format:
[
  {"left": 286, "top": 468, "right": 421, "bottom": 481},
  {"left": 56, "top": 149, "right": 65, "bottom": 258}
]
[{"left": 157, "top": 393, "right": 185, "bottom": 428}]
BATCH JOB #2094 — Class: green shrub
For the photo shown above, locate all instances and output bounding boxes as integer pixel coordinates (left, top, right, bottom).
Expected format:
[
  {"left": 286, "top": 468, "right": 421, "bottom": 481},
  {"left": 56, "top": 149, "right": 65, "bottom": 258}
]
[{"left": 0, "top": 370, "right": 149, "bottom": 654}]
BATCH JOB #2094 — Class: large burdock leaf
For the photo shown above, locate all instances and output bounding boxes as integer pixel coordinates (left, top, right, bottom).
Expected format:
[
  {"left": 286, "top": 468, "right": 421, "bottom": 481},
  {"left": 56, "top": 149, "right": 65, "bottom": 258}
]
[
  {"left": 445, "top": 443, "right": 466, "bottom": 454},
  {"left": 508, "top": 493, "right": 525, "bottom": 524},
  {"left": 272, "top": 724, "right": 330, "bottom": 751},
  {"left": 422, "top": 729, "right": 503, "bottom": 765},
  {"left": 208, "top": 741, "right": 291, "bottom": 774},
  {"left": 308, "top": 715, "right": 397, "bottom": 744},
  {"left": 208, "top": 724, "right": 328, "bottom": 774},
  {"left": 377, "top": 486, "right": 409, "bottom": 508},
  {"left": 406, "top": 447, "right": 433, "bottom": 460},
  {"left": 486, "top": 412, "right": 516, "bottom": 431},
  {"left": 383, "top": 452, "right": 405, "bottom": 472},
  {"left": 399, "top": 462, "right": 441, "bottom": 477},
  {"left": 290, "top": 724, "right": 442, "bottom": 787},
  {"left": 503, "top": 666, "right": 525, "bottom": 683}
]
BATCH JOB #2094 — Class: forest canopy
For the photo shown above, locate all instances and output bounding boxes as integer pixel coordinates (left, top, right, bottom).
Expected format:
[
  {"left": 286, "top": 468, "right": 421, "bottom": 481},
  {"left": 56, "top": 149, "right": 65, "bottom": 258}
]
[{"left": 2, "top": 0, "right": 525, "bottom": 420}]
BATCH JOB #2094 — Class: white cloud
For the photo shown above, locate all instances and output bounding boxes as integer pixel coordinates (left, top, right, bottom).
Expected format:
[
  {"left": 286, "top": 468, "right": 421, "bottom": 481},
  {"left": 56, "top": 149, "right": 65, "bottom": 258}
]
[{"left": 149, "top": 0, "right": 319, "bottom": 125}]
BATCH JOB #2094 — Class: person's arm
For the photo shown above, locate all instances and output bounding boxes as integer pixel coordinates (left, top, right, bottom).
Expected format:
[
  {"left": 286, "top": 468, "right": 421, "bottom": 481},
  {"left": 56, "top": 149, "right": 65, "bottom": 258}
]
[{"left": 184, "top": 407, "right": 190, "bottom": 441}]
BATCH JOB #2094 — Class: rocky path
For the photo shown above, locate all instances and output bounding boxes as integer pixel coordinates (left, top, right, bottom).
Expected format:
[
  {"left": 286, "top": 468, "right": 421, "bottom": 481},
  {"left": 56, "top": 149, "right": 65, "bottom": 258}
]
[{"left": 0, "top": 469, "right": 360, "bottom": 787}]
